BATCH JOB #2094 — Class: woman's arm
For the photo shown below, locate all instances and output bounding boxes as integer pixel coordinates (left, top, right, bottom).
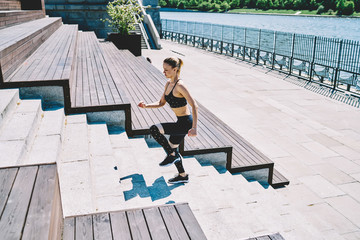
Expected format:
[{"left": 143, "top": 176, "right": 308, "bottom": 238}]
[
  {"left": 138, "top": 82, "right": 169, "bottom": 109},
  {"left": 178, "top": 84, "right": 198, "bottom": 137}
]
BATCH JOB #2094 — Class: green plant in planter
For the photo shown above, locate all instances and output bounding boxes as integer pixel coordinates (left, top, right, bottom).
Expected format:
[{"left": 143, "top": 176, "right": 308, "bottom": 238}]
[{"left": 102, "top": 0, "right": 143, "bottom": 35}]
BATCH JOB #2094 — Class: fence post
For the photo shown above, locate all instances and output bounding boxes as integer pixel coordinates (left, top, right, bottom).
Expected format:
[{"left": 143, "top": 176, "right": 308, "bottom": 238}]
[
  {"left": 333, "top": 39, "right": 343, "bottom": 89},
  {"left": 243, "top": 28, "right": 247, "bottom": 60},
  {"left": 289, "top": 33, "right": 295, "bottom": 74},
  {"left": 257, "top": 29, "right": 261, "bottom": 64},
  {"left": 309, "top": 36, "right": 317, "bottom": 81},
  {"left": 272, "top": 31, "right": 276, "bottom": 70}
]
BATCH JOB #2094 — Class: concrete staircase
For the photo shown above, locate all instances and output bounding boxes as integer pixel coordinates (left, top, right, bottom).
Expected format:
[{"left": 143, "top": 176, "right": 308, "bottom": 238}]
[
  {"left": 0, "top": 88, "right": 64, "bottom": 168},
  {"left": 0, "top": 88, "right": 351, "bottom": 239}
]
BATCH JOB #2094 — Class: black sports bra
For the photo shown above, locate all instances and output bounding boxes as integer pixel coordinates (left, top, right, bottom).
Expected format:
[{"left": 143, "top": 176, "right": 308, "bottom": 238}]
[{"left": 165, "top": 80, "right": 187, "bottom": 108}]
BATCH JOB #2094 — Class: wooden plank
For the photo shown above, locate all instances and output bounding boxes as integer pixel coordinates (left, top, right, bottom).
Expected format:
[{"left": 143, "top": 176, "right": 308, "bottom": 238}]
[
  {"left": 159, "top": 205, "right": 190, "bottom": 240},
  {"left": 62, "top": 218, "right": 75, "bottom": 240},
  {"left": 175, "top": 203, "right": 207, "bottom": 240},
  {"left": 270, "top": 232, "right": 286, "bottom": 240},
  {"left": 0, "top": 167, "right": 18, "bottom": 215},
  {"left": 0, "top": 166, "right": 38, "bottom": 240},
  {"left": 127, "top": 209, "right": 151, "bottom": 240},
  {"left": 110, "top": 211, "right": 132, "bottom": 240},
  {"left": 22, "top": 165, "right": 57, "bottom": 240},
  {"left": 93, "top": 213, "right": 113, "bottom": 240},
  {"left": 75, "top": 215, "right": 94, "bottom": 240},
  {"left": 143, "top": 206, "right": 170, "bottom": 240}
]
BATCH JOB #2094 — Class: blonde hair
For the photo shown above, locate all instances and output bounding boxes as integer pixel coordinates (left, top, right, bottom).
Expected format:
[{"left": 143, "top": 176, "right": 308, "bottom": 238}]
[{"left": 163, "top": 57, "right": 183, "bottom": 73}]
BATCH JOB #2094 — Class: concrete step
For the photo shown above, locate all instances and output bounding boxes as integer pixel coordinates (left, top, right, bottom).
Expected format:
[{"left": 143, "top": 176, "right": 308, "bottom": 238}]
[
  {"left": 0, "top": 88, "right": 19, "bottom": 129},
  {"left": 0, "top": 99, "right": 42, "bottom": 167},
  {"left": 59, "top": 114, "right": 94, "bottom": 217},
  {"left": 88, "top": 124, "right": 123, "bottom": 213},
  {"left": 24, "top": 108, "right": 65, "bottom": 165}
]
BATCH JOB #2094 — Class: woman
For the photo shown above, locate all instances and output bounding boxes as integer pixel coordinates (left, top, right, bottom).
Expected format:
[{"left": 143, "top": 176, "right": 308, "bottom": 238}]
[{"left": 138, "top": 57, "right": 198, "bottom": 184}]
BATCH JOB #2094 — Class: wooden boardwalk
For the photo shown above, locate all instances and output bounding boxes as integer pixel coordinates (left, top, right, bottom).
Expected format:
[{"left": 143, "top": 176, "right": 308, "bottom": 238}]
[{"left": 63, "top": 203, "right": 207, "bottom": 240}]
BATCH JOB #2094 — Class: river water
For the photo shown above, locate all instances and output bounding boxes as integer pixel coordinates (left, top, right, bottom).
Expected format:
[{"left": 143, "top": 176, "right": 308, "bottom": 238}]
[{"left": 160, "top": 11, "right": 360, "bottom": 42}]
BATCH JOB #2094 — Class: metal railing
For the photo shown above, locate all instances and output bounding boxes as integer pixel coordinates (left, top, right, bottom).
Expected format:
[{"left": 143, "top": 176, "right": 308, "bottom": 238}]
[{"left": 161, "top": 19, "right": 360, "bottom": 95}]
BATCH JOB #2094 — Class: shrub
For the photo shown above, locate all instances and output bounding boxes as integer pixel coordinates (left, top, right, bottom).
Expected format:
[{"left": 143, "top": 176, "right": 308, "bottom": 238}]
[
  {"left": 337, "top": 0, "right": 354, "bottom": 15},
  {"left": 231, "top": 0, "right": 240, "bottom": 8},
  {"left": 198, "top": 1, "right": 212, "bottom": 11},
  {"left": 159, "top": 0, "right": 167, "bottom": 7},
  {"left": 102, "top": 0, "right": 143, "bottom": 35},
  {"left": 317, "top": 4, "right": 325, "bottom": 13},
  {"left": 212, "top": 3, "right": 221, "bottom": 11},
  {"left": 221, "top": 1, "right": 231, "bottom": 11},
  {"left": 177, "top": 0, "right": 187, "bottom": 9}
]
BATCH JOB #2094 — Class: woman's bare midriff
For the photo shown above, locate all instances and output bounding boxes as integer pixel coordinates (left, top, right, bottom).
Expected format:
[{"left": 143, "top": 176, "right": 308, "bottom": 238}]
[{"left": 171, "top": 105, "right": 190, "bottom": 117}]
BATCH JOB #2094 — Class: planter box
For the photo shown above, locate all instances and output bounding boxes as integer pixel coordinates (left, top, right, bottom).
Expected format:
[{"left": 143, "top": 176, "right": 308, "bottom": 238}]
[{"left": 107, "top": 32, "right": 142, "bottom": 56}]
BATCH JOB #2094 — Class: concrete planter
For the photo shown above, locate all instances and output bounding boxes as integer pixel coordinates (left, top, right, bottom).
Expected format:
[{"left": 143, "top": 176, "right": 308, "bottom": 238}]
[{"left": 107, "top": 32, "right": 141, "bottom": 56}]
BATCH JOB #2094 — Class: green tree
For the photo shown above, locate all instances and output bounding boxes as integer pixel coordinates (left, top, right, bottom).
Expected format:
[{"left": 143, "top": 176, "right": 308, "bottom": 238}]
[
  {"left": 168, "top": 0, "right": 179, "bottom": 8},
  {"left": 354, "top": 0, "right": 360, "bottom": 11},
  {"left": 159, "top": 0, "right": 167, "bottom": 7},
  {"left": 231, "top": 0, "right": 240, "bottom": 8},
  {"left": 338, "top": 0, "right": 355, "bottom": 14},
  {"left": 198, "top": 1, "right": 212, "bottom": 10},
  {"left": 221, "top": 1, "right": 231, "bottom": 10},
  {"left": 309, "top": 0, "right": 319, "bottom": 9},
  {"left": 212, "top": 3, "right": 221, "bottom": 11},
  {"left": 177, "top": 0, "right": 187, "bottom": 8}
]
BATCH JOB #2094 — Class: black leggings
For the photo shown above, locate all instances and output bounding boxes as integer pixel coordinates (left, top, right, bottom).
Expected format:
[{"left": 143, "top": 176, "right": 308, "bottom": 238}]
[{"left": 150, "top": 115, "right": 193, "bottom": 173}]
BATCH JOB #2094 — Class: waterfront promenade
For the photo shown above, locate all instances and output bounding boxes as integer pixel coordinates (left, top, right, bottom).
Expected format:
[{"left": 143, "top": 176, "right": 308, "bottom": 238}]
[{"left": 143, "top": 40, "right": 360, "bottom": 239}]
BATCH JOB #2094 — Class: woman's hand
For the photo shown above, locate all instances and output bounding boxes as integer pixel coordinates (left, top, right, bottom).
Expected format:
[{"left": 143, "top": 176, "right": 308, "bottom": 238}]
[
  {"left": 138, "top": 101, "right": 146, "bottom": 108},
  {"left": 188, "top": 128, "right": 197, "bottom": 137}
]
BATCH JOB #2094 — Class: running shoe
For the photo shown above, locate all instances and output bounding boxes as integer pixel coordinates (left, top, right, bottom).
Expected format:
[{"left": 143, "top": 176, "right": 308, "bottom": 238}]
[
  {"left": 159, "top": 152, "right": 181, "bottom": 167},
  {"left": 168, "top": 174, "right": 189, "bottom": 184}
]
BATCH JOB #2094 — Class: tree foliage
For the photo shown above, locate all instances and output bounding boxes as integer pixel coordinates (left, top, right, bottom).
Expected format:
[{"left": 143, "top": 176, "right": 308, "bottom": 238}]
[{"left": 160, "top": 0, "right": 359, "bottom": 14}]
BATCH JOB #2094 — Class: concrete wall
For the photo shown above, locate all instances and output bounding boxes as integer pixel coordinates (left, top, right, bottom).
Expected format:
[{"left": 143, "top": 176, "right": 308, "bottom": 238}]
[
  {"left": 44, "top": 0, "right": 161, "bottom": 39},
  {"left": 44, "top": 0, "right": 111, "bottom": 38}
]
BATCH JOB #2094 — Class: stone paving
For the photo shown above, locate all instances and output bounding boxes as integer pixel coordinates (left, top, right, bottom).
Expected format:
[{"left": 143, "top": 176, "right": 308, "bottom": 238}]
[{"left": 143, "top": 40, "right": 360, "bottom": 239}]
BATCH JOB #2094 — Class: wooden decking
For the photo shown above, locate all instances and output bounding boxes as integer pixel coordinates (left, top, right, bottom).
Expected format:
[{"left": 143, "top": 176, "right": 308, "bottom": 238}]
[
  {"left": 63, "top": 203, "right": 207, "bottom": 240},
  {"left": 246, "top": 232, "right": 285, "bottom": 240},
  {"left": 70, "top": 32, "right": 129, "bottom": 111},
  {"left": 6, "top": 24, "right": 78, "bottom": 83},
  {"left": 0, "top": 164, "right": 62, "bottom": 239},
  {"left": 0, "top": 10, "right": 45, "bottom": 28},
  {"left": 0, "top": 17, "right": 62, "bottom": 80}
]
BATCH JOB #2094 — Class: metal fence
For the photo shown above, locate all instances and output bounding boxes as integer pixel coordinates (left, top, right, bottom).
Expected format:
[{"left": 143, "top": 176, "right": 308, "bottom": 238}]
[{"left": 161, "top": 19, "right": 360, "bottom": 95}]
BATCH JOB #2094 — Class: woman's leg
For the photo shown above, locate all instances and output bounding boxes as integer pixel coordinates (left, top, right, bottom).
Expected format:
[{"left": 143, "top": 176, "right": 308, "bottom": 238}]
[{"left": 149, "top": 123, "right": 174, "bottom": 155}]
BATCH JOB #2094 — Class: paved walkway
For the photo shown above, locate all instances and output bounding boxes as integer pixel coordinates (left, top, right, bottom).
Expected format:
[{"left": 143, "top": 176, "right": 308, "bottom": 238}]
[{"left": 143, "top": 40, "right": 360, "bottom": 239}]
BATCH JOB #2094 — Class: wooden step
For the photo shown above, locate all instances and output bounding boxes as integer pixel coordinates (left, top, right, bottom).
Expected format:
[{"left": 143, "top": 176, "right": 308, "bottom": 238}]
[
  {"left": 0, "top": 10, "right": 44, "bottom": 29},
  {"left": 0, "top": 164, "right": 62, "bottom": 239},
  {"left": 0, "top": 0, "right": 21, "bottom": 11},
  {"left": 63, "top": 203, "right": 207, "bottom": 240},
  {"left": 6, "top": 24, "right": 78, "bottom": 84},
  {"left": 0, "top": 17, "right": 62, "bottom": 80}
]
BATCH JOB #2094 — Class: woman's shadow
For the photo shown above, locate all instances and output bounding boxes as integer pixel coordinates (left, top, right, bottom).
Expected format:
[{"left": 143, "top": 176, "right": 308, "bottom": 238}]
[{"left": 120, "top": 173, "right": 184, "bottom": 202}]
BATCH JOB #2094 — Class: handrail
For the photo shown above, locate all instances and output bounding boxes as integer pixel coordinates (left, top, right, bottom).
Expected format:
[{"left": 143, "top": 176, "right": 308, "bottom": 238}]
[{"left": 136, "top": 0, "right": 161, "bottom": 49}]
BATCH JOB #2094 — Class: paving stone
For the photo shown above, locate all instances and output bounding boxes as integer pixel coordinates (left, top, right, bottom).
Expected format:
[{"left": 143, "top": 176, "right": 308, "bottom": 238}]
[
  {"left": 350, "top": 173, "right": 360, "bottom": 182},
  {"left": 332, "top": 145, "right": 360, "bottom": 161},
  {"left": 327, "top": 156, "right": 360, "bottom": 175},
  {"left": 311, "top": 163, "right": 356, "bottom": 185},
  {"left": 0, "top": 89, "right": 19, "bottom": 127},
  {"left": 301, "top": 141, "right": 340, "bottom": 158},
  {"left": 307, "top": 133, "right": 343, "bottom": 148},
  {"left": 65, "top": 114, "right": 86, "bottom": 124},
  {"left": 299, "top": 175, "right": 345, "bottom": 199},
  {"left": 342, "top": 231, "right": 360, "bottom": 240},
  {"left": 338, "top": 182, "right": 360, "bottom": 202},
  {"left": 302, "top": 203, "right": 358, "bottom": 234},
  {"left": 326, "top": 196, "right": 360, "bottom": 228}
]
